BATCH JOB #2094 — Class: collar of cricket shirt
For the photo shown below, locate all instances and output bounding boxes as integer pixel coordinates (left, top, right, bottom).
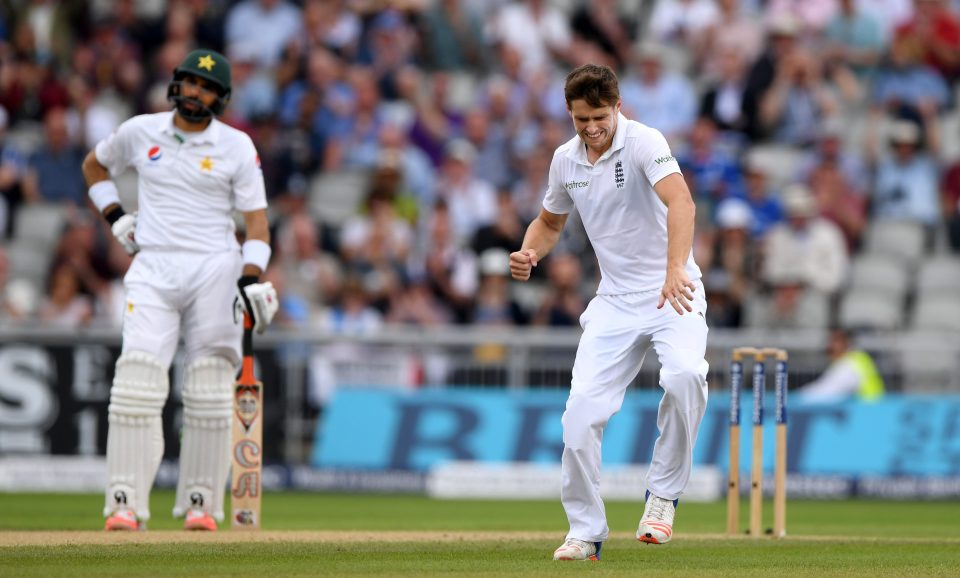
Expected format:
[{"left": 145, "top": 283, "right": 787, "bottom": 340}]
[{"left": 161, "top": 110, "right": 222, "bottom": 146}]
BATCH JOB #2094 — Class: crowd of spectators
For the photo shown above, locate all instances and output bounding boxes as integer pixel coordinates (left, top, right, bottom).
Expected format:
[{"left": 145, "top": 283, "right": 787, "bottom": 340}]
[{"left": 1, "top": 0, "right": 960, "bottom": 337}]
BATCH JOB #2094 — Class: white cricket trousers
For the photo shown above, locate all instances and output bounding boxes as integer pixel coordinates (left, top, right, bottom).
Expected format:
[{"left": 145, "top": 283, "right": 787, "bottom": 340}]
[{"left": 562, "top": 286, "right": 709, "bottom": 543}]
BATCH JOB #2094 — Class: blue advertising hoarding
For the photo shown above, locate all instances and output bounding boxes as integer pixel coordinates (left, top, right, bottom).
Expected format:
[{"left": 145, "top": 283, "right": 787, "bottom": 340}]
[{"left": 313, "top": 389, "right": 960, "bottom": 477}]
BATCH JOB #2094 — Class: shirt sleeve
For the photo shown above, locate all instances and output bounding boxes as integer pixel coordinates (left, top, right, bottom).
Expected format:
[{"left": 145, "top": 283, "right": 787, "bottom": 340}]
[
  {"left": 636, "top": 126, "right": 681, "bottom": 188},
  {"left": 94, "top": 118, "right": 137, "bottom": 176},
  {"left": 541, "top": 152, "right": 574, "bottom": 215},
  {"left": 232, "top": 136, "right": 268, "bottom": 212}
]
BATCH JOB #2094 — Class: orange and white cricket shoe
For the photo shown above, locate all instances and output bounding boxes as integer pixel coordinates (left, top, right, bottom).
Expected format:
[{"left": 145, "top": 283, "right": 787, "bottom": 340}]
[
  {"left": 183, "top": 509, "right": 217, "bottom": 531},
  {"left": 553, "top": 538, "right": 602, "bottom": 561},
  {"left": 637, "top": 493, "right": 677, "bottom": 544},
  {"left": 104, "top": 508, "right": 141, "bottom": 531}
]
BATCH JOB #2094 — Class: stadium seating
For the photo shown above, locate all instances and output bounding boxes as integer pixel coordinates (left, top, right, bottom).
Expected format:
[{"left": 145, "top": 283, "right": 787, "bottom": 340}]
[
  {"left": 910, "top": 293, "right": 960, "bottom": 332},
  {"left": 862, "top": 220, "right": 928, "bottom": 267},
  {"left": 915, "top": 255, "right": 960, "bottom": 294},
  {"left": 309, "top": 169, "right": 371, "bottom": 226},
  {"left": 846, "top": 254, "right": 911, "bottom": 301},
  {"left": 12, "top": 203, "right": 67, "bottom": 253},
  {"left": 837, "top": 288, "right": 904, "bottom": 331}
]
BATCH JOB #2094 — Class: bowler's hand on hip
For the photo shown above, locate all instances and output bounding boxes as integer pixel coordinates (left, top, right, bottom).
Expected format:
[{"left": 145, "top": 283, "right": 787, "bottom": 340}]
[
  {"left": 236, "top": 276, "right": 280, "bottom": 334},
  {"left": 658, "top": 268, "right": 696, "bottom": 315},
  {"left": 510, "top": 249, "right": 539, "bottom": 281},
  {"left": 111, "top": 212, "right": 139, "bottom": 255}
]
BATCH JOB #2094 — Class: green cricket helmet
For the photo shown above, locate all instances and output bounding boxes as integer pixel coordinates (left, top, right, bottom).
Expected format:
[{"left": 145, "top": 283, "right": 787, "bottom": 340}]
[{"left": 167, "top": 49, "right": 232, "bottom": 121}]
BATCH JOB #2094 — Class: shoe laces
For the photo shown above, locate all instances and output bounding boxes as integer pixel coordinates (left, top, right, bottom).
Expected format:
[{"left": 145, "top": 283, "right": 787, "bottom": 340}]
[
  {"left": 648, "top": 497, "right": 669, "bottom": 521},
  {"left": 564, "top": 538, "right": 591, "bottom": 551}
]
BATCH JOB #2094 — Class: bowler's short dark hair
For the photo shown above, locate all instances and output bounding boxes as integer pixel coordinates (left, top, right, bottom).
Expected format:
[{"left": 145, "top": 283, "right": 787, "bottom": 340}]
[{"left": 564, "top": 64, "right": 620, "bottom": 109}]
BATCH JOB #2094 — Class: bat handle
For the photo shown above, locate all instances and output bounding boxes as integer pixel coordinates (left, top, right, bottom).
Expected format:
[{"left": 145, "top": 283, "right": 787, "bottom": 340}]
[{"left": 241, "top": 312, "right": 255, "bottom": 380}]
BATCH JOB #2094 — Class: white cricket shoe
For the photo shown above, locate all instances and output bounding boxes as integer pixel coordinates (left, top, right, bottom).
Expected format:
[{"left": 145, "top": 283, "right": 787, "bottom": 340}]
[
  {"left": 637, "top": 494, "right": 676, "bottom": 544},
  {"left": 553, "top": 538, "right": 601, "bottom": 561}
]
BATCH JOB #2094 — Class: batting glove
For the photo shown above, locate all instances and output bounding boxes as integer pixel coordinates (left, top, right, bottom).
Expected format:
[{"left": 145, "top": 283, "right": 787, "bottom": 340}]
[
  {"left": 236, "top": 275, "right": 279, "bottom": 334},
  {"left": 110, "top": 212, "right": 139, "bottom": 255}
]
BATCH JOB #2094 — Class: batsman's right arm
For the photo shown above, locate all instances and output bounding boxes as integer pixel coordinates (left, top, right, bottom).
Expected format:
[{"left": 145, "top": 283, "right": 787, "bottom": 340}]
[{"left": 510, "top": 208, "right": 567, "bottom": 281}]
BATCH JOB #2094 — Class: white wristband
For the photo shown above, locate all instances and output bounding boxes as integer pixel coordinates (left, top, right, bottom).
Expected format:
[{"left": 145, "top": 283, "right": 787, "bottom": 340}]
[
  {"left": 242, "top": 239, "right": 271, "bottom": 272},
  {"left": 88, "top": 180, "right": 121, "bottom": 212}
]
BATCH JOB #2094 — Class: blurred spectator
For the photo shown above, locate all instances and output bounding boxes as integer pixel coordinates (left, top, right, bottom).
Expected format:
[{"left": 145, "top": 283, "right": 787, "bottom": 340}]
[
  {"left": 21, "top": 107, "right": 86, "bottom": 206},
  {"left": 50, "top": 215, "right": 114, "bottom": 300},
  {"left": 799, "top": 327, "right": 885, "bottom": 402},
  {"left": 275, "top": 212, "right": 343, "bottom": 325},
  {"left": 698, "top": 46, "right": 754, "bottom": 141},
  {"left": 762, "top": 183, "right": 849, "bottom": 293},
  {"left": 568, "top": 0, "right": 637, "bottom": 70},
  {"left": 871, "top": 35, "right": 950, "bottom": 121},
  {"left": 385, "top": 274, "right": 454, "bottom": 326},
  {"left": 807, "top": 150, "right": 869, "bottom": 250},
  {"left": 743, "top": 15, "right": 802, "bottom": 141},
  {"left": 866, "top": 116, "right": 942, "bottom": 229},
  {"left": 326, "top": 66, "right": 390, "bottom": 171},
  {"left": 462, "top": 107, "right": 512, "bottom": 190},
  {"left": 677, "top": 116, "right": 744, "bottom": 215},
  {"left": 472, "top": 188, "right": 527, "bottom": 256},
  {"left": 620, "top": 42, "right": 697, "bottom": 141},
  {"left": 66, "top": 74, "right": 121, "bottom": 151},
  {"left": 648, "top": 0, "right": 720, "bottom": 48},
  {"left": 510, "top": 144, "right": 551, "bottom": 222},
  {"left": 225, "top": 43, "right": 277, "bottom": 123},
  {"left": 16, "top": 0, "right": 86, "bottom": 66},
  {"left": 893, "top": 0, "right": 960, "bottom": 82},
  {"left": 0, "top": 105, "right": 26, "bottom": 238},
  {"left": 357, "top": 9, "right": 418, "bottom": 99},
  {"left": 759, "top": 47, "right": 841, "bottom": 147},
  {"left": 340, "top": 189, "right": 413, "bottom": 286},
  {"left": 434, "top": 138, "right": 497, "bottom": 245},
  {"left": 224, "top": 0, "right": 302, "bottom": 69},
  {"left": 824, "top": 0, "right": 886, "bottom": 79},
  {"left": 417, "top": 0, "right": 489, "bottom": 72},
  {"left": 697, "top": 0, "right": 765, "bottom": 78},
  {"left": 764, "top": 0, "right": 840, "bottom": 35},
  {"left": 472, "top": 247, "right": 528, "bottom": 325},
  {"left": 857, "top": 0, "right": 915, "bottom": 38},
  {"left": 487, "top": 0, "right": 573, "bottom": 76},
  {"left": 739, "top": 155, "right": 785, "bottom": 239},
  {"left": 0, "top": 245, "right": 37, "bottom": 322},
  {"left": 701, "top": 198, "right": 758, "bottom": 327},
  {"left": 36, "top": 262, "right": 92, "bottom": 328},
  {"left": 797, "top": 119, "right": 870, "bottom": 196},
  {"left": 0, "top": 54, "right": 70, "bottom": 123},
  {"left": 398, "top": 68, "right": 466, "bottom": 167},
  {"left": 416, "top": 200, "right": 478, "bottom": 323},
  {"left": 531, "top": 252, "right": 586, "bottom": 327},
  {"left": 941, "top": 157, "right": 960, "bottom": 251},
  {"left": 299, "top": 0, "right": 362, "bottom": 60}
]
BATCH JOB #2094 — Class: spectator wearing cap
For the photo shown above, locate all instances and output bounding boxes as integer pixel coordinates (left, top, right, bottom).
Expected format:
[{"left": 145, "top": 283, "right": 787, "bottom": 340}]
[
  {"left": 705, "top": 198, "right": 757, "bottom": 326},
  {"left": 868, "top": 118, "right": 941, "bottom": 229},
  {"left": 762, "top": 183, "right": 849, "bottom": 294},
  {"left": 620, "top": 42, "right": 697, "bottom": 142},
  {"left": 473, "top": 247, "right": 529, "bottom": 326},
  {"left": 796, "top": 119, "right": 870, "bottom": 195},
  {"left": 225, "top": 43, "right": 277, "bottom": 124}
]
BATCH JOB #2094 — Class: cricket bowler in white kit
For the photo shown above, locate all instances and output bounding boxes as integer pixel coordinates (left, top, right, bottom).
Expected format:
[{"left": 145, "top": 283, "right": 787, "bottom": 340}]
[
  {"left": 510, "top": 64, "right": 708, "bottom": 560},
  {"left": 81, "top": 49, "right": 279, "bottom": 531}
]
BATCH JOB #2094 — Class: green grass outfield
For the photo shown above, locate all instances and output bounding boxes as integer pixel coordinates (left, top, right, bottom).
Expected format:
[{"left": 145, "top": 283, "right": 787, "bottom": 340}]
[{"left": 1, "top": 492, "right": 959, "bottom": 577}]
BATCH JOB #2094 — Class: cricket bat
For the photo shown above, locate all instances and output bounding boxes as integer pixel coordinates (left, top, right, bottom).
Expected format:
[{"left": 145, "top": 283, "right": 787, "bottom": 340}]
[{"left": 231, "top": 312, "right": 262, "bottom": 529}]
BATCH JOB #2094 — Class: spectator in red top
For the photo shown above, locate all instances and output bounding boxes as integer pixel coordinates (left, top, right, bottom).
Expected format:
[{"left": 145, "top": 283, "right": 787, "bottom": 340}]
[
  {"left": 894, "top": 0, "right": 960, "bottom": 81},
  {"left": 941, "top": 160, "right": 960, "bottom": 251}
]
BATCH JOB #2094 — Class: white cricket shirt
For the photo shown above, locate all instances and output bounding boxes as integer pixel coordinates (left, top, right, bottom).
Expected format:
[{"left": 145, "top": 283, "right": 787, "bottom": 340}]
[
  {"left": 95, "top": 111, "right": 267, "bottom": 253},
  {"left": 543, "top": 113, "right": 701, "bottom": 295}
]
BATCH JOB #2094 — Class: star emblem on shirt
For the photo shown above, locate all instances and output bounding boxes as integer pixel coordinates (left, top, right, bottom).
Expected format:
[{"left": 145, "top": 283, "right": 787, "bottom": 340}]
[
  {"left": 198, "top": 54, "right": 216, "bottom": 71},
  {"left": 201, "top": 156, "right": 213, "bottom": 171}
]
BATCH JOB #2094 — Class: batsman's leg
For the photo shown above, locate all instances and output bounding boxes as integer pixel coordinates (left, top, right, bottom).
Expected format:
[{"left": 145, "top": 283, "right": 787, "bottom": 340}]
[
  {"left": 104, "top": 351, "right": 170, "bottom": 528},
  {"left": 174, "top": 355, "right": 236, "bottom": 529}
]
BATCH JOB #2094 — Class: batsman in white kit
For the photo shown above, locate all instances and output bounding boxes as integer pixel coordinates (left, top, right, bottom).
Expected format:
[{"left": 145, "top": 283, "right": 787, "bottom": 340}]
[
  {"left": 510, "top": 64, "right": 708, "bottom": 560},
  {"left": 81, "top": 49, "right": 279, "bottom": 531}
]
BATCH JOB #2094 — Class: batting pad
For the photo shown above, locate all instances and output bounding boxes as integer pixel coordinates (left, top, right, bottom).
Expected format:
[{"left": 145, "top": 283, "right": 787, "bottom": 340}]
[
  {"left": 104, "top": 351, "right": 169, "bottom": 521},
  {"left": 174, "top": 356, "right": 235, "bottom": 521}
]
